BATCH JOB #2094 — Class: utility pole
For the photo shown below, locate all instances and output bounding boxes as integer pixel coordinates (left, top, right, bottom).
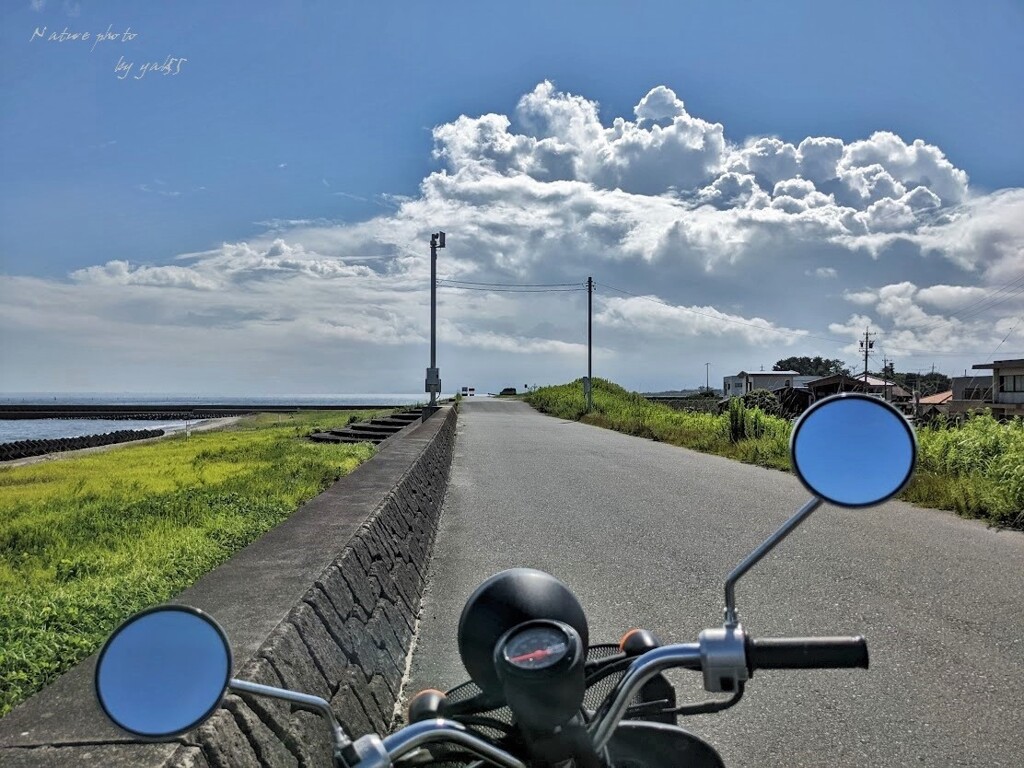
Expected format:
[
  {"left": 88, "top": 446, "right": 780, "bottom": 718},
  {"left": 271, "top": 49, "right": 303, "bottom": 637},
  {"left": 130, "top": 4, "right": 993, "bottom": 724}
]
[
  {"left": 586, "top": 276, "right": 593, "bottom": 413},
  {"left": 859, "top": 327, "right": 875, "bottom": 391},
  {"left": 424, "top": 231, "right": 445, "bottom": 418},
  {"left": 705, "top": 362, "right": 710, "bottom": 393},
  {"left": 882, "top": 356, "right": 891, "bottom": 402}
]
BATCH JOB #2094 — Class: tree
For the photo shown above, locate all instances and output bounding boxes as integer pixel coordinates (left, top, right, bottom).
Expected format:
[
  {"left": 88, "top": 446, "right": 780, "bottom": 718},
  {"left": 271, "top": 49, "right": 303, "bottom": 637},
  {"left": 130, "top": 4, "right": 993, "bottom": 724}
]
[
  {"left": 773, "top": 356, "right": 850, "bottom": 377},
  {"left": 891, "top": 371, "right": 952, "bottom": 395}
]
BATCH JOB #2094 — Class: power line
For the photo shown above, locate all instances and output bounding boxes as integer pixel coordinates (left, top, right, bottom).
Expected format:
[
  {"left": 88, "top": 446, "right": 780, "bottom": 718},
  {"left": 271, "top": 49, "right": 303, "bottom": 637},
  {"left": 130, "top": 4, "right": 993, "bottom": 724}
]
[
  {"left": 437, "top": 283, "right": 585, "bottom": 293},
  {"left": 989, "top": 317, "right": 1023, "bottom": 359},
  {"left": 437, "top": 278, "right": 583, "bottom": 288}
]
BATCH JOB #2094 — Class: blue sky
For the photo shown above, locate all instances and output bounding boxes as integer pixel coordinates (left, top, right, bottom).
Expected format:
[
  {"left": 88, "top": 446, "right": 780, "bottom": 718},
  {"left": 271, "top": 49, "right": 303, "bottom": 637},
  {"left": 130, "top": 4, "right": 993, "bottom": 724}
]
[{"left": 1, "top": 0, "right": 1022, "bottom": 393}]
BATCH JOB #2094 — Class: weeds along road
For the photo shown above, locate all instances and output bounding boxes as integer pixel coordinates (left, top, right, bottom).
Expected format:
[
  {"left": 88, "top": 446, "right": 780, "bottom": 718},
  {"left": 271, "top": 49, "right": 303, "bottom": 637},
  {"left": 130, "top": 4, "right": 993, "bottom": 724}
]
[{"left": 403, "top": 398, "right": 1024, "bottom": 767}]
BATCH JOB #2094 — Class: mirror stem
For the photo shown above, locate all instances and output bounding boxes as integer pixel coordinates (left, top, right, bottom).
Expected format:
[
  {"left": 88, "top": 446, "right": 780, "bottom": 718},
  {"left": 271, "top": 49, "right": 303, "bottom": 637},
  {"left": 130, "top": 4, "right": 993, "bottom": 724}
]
[
  {"left": 229, "top": 679, "right": 353, "bottom": 754},
  {"left": 723, "top": 496, "right": 823, "bottom": 627}
]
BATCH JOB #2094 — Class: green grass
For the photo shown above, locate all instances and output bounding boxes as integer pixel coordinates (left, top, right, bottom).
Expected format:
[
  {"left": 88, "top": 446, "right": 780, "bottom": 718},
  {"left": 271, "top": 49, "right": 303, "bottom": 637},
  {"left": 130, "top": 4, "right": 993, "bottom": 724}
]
[
  {"left": 0, "top": 410, "right": 387, "bottom": 717},
  {"left": 527, "top": 378, "right": 793, "bottom": 470},
  {"left": 525, "top": 379, "right": 1024, "bottom": 530},
  {"left": 906, "top": 413, "right": 1024, "bottom": 527}
]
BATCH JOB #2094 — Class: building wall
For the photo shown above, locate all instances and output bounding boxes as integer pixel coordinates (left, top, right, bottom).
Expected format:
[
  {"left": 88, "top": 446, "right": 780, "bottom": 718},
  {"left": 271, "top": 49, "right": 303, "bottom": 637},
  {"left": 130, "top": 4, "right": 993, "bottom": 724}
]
[
  {"left": 996, "top": 364, "right": 1024, "bottom": 404},
  {"left": 723, "top": 376, "right": 747, "bottom": 396},
  {"left": 952, "top": 375, "right": 992, "bottom": 401},
  {"left": 724, "top": 373, "right": 817, "bottom": 397}
]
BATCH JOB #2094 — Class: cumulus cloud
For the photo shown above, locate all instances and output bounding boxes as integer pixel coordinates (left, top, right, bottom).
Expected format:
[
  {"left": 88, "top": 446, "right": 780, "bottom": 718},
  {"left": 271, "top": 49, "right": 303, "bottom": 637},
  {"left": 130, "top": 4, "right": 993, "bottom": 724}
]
[
  {"left": 436, "top": 81, "right": 728, "bottom": 195},
  {"left": 842, "top": 132, "right": 968, "bottom": 204},
  {"left": 596, "top": 295, "right": 807, "bottom": 346},
  {"left": 915, "top": 284, "right": 989, "bottom": 310},
  {"left": 843, "top": 290, "right": 878, "bottom": 305},
  {"left": 2, "top": 81, "right": 1021, "bottom": 392},
  {"left": 634, "top": 85, "right": 688, "bottom": 123},
  {"left": 832, "top": 279, "right": 1024, "bottom": 359}
]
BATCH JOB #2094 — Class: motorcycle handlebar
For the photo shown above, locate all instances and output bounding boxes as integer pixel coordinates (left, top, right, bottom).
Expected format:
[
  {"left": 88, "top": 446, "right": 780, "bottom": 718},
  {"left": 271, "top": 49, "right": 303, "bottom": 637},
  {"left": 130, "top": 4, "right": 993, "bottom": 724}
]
[
  {"left": 746, "top": 636, "right": 869, "bottom": 670},
  {"left": 367, "top": 634, "right": 870, "bottom": 765}
]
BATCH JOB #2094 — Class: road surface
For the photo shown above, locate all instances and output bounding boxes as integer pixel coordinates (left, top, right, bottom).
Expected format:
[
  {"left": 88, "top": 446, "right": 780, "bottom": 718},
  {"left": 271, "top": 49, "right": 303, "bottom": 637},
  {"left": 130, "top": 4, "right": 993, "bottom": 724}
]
[{"left": 403, "top": 399, "right": 1023, "bottom": 767}]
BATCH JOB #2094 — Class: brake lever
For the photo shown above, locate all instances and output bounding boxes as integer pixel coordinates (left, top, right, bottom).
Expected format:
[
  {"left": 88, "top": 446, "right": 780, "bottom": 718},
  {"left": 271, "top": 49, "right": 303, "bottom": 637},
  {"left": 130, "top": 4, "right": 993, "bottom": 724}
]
[{"left": 668, "top": 683, "right": 745, "bottom": 716}]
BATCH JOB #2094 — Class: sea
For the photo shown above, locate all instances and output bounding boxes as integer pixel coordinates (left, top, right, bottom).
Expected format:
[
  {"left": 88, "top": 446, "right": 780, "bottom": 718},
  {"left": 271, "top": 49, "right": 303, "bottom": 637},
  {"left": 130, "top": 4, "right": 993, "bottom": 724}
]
[{"left": 0, "top": 393, "right": 441, "bottom": 444}]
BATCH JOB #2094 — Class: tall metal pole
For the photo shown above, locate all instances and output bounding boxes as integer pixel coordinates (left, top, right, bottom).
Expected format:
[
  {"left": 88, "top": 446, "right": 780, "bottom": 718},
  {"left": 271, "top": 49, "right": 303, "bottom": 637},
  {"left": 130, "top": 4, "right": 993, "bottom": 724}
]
[
  {"left": 587, "top": 276, "right": 593, "bottom": 413},
  {"left": 430, "top": 234, "right": 437, "bottom": 409},
  {"left": 424, "top": 231, "right": 444, "bottom": 417},
  {"left": 705, "top": 362, "right": 710, "bottom": 392}
]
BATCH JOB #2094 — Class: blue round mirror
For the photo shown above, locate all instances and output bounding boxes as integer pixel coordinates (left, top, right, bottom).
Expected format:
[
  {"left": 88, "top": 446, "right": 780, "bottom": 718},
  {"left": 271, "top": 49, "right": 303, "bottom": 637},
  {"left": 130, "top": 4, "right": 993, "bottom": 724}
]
[
  {"left": 790, "top": 393, "right": 916, "bottom": 507},
  {"left": 95, "top": 605, "right": 231, "bottom": 738}
]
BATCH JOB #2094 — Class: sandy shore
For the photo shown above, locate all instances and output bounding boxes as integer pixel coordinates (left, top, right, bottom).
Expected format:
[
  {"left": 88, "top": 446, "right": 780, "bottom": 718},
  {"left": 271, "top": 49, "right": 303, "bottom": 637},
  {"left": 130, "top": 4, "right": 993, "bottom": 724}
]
[{"left": 0, "top": 416, "right": 243, "bottom": 468}]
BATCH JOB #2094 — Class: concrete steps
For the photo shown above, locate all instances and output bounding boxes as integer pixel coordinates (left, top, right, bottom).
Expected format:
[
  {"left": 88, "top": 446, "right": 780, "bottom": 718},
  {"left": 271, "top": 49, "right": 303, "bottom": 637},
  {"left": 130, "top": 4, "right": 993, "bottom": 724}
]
[{"left": 309, "top": 409, "right": 422, "bottom": 446}]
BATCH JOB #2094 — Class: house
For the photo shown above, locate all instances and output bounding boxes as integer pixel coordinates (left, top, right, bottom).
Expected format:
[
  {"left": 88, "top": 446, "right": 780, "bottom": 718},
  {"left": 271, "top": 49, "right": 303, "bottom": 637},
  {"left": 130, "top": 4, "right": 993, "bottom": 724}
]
[
  {"left": 949, "top": 359, "right": 1024, "bottom": 418},
  {"left": 804, "top": 373, "right": 911, "bottom": 405},
  {"left": 917, "top": 390, "right": 953, "bottom": 421},
  {"left": 722, "top": 370, "right": 818, "bottom": 397}
]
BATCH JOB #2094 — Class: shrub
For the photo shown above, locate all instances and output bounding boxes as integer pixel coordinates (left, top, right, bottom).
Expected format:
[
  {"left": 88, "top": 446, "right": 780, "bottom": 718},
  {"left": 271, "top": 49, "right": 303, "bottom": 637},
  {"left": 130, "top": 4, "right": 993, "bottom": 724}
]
[
  {"left": 742, "top": 388, "right": 782, "bottom": 416},
  {"left": 728, "top": 397, "right": 746, "bottom": 442}
]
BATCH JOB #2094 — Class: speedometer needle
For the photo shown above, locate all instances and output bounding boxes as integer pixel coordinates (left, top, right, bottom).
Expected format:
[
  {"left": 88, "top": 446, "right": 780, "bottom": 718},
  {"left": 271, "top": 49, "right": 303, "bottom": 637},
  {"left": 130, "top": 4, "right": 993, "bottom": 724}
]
[{"left": 510, "top": 648, "right": 552, "bottom": 663}]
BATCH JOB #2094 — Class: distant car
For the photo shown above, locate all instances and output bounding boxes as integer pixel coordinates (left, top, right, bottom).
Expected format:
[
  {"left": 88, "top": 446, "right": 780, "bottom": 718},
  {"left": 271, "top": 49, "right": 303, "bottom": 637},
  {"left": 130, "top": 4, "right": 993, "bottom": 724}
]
[{"left": 499, "top": 388, "right": 517, "bottom": 396}]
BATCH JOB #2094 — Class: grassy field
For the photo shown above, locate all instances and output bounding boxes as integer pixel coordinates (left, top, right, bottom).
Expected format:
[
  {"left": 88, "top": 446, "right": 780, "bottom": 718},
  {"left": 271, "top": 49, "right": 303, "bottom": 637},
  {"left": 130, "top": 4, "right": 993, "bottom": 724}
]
[
  {"left": 525, "top": 379, "right": 1024, "bottom": 529},
  {"left": 0, "top": 410, "right": 387, "bottom": 717}
]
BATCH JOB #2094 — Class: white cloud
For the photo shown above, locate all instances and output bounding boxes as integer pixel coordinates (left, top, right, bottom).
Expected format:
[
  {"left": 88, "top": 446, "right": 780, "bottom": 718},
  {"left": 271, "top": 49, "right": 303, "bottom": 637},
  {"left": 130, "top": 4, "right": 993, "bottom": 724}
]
[
  {"left": 71, "top": 260, "right": 220, "bottom": 291},
  {"left": 595, "top": 295, "right": 807, "bottom": 346},
  {"left": 796, "top": 137, "right": 844, "bottom": 183},
  {"left": 435, "top": 82, "right": 728, "bottom": 195},
  {"left": 831, "top": 280, "right": 1024, "bottom": 359},
  {"left": 844, "top": 290, "right": 878, "bottom": 305},
  {"left": 915, "top": 284, "right": 989, "bottom": 310},
  {"left": 841, "top": 131, "right": 968, "bottom": 205},
  {"left": 836, "top": 188, "right": 1024, "bottom": 276},
  {"left": 726, "top": 138, "right": 800, "bottom": 189},
  {"left": 634, "top": 86, "right": 688, "bottom": 123}
]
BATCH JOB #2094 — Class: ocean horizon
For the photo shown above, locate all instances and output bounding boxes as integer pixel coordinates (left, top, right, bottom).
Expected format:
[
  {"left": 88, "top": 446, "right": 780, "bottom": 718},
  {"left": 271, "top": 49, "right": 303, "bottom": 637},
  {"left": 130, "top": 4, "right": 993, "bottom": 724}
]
[
  {"left": 0, "top": 393, "right": 447, "bottom": 406},
  {"left": 0, "top": 393, "right": 455, "bottom": 444}
]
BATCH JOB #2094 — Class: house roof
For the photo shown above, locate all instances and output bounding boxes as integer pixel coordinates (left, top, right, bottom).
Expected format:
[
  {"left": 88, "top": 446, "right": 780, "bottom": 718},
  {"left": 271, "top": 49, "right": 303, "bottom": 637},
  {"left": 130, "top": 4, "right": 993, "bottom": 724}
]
[
  {"left": 804, "top": 373, "right": 911, "bottom": 398},
  {"left": 735, "top": 370, "right": 799, "bottom": 376},
  {"left": 972, "top": 358, "right": 1024, "bottom": 370},
  {"left": 920, "top": 390, "right": 953, "bottom": 404}
]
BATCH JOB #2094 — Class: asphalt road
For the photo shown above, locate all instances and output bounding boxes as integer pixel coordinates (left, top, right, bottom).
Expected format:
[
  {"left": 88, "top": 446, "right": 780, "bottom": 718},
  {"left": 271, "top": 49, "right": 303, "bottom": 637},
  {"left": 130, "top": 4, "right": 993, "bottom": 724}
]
[{"left": 402, "top": 399, "right": 1024, "bottom": 767}]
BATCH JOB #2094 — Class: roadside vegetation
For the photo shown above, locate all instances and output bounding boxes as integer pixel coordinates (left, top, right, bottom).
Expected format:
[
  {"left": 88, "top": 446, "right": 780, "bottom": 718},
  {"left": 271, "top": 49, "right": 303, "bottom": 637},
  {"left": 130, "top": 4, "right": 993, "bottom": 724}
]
[
  {"left": 525, "top": 379, "right": 1024, "bottom": 530},
  {"left": 906, "top": 413, "right": 1024, "bottom": 528},
  {"left": 0, "top": 410, "right": 386, "bottom": 717}
]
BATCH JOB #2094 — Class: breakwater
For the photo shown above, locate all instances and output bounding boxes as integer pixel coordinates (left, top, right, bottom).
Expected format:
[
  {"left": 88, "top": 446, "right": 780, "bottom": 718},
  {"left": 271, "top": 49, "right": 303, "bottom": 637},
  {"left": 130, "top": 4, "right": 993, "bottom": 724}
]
[
  {"left": 0, "top": 405, "right": 457, "bottom": 766},
  {"left": 0, "top": 405, "right": 363, "bottom": 420},
  {"left": 0, "top": 429, "right": 166, "bottom": 462}
]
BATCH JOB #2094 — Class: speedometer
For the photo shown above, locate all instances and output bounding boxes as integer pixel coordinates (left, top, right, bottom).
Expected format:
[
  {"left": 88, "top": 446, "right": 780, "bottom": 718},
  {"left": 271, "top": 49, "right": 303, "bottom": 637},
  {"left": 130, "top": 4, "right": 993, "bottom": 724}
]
[
  {"left": 501, "top": 623, "right": 571, "bottom": 671},
  {"left": 494, "top": 619, "right": 587, "bottom": 730}
]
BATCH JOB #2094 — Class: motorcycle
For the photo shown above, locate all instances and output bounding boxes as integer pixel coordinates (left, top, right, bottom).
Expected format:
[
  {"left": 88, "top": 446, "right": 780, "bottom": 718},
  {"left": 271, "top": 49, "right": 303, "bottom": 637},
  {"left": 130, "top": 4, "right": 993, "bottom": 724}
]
[{"left": 93, "top": 392, "right": 917, "bottom": 767}]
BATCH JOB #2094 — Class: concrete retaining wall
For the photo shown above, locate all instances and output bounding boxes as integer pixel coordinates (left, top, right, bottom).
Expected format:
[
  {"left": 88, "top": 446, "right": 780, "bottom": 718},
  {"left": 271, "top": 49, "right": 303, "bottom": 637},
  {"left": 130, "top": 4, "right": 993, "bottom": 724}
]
[{"left": 0, "top": 405, "right": 457, "bottom": 767}]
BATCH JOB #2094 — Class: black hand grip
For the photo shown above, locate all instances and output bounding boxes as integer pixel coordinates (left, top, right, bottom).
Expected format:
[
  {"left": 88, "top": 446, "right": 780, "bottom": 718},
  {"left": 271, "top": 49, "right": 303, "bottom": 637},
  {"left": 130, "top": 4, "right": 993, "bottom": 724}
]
[{"left": 747, "top": 636, "right": 869, "bottom": 671}]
